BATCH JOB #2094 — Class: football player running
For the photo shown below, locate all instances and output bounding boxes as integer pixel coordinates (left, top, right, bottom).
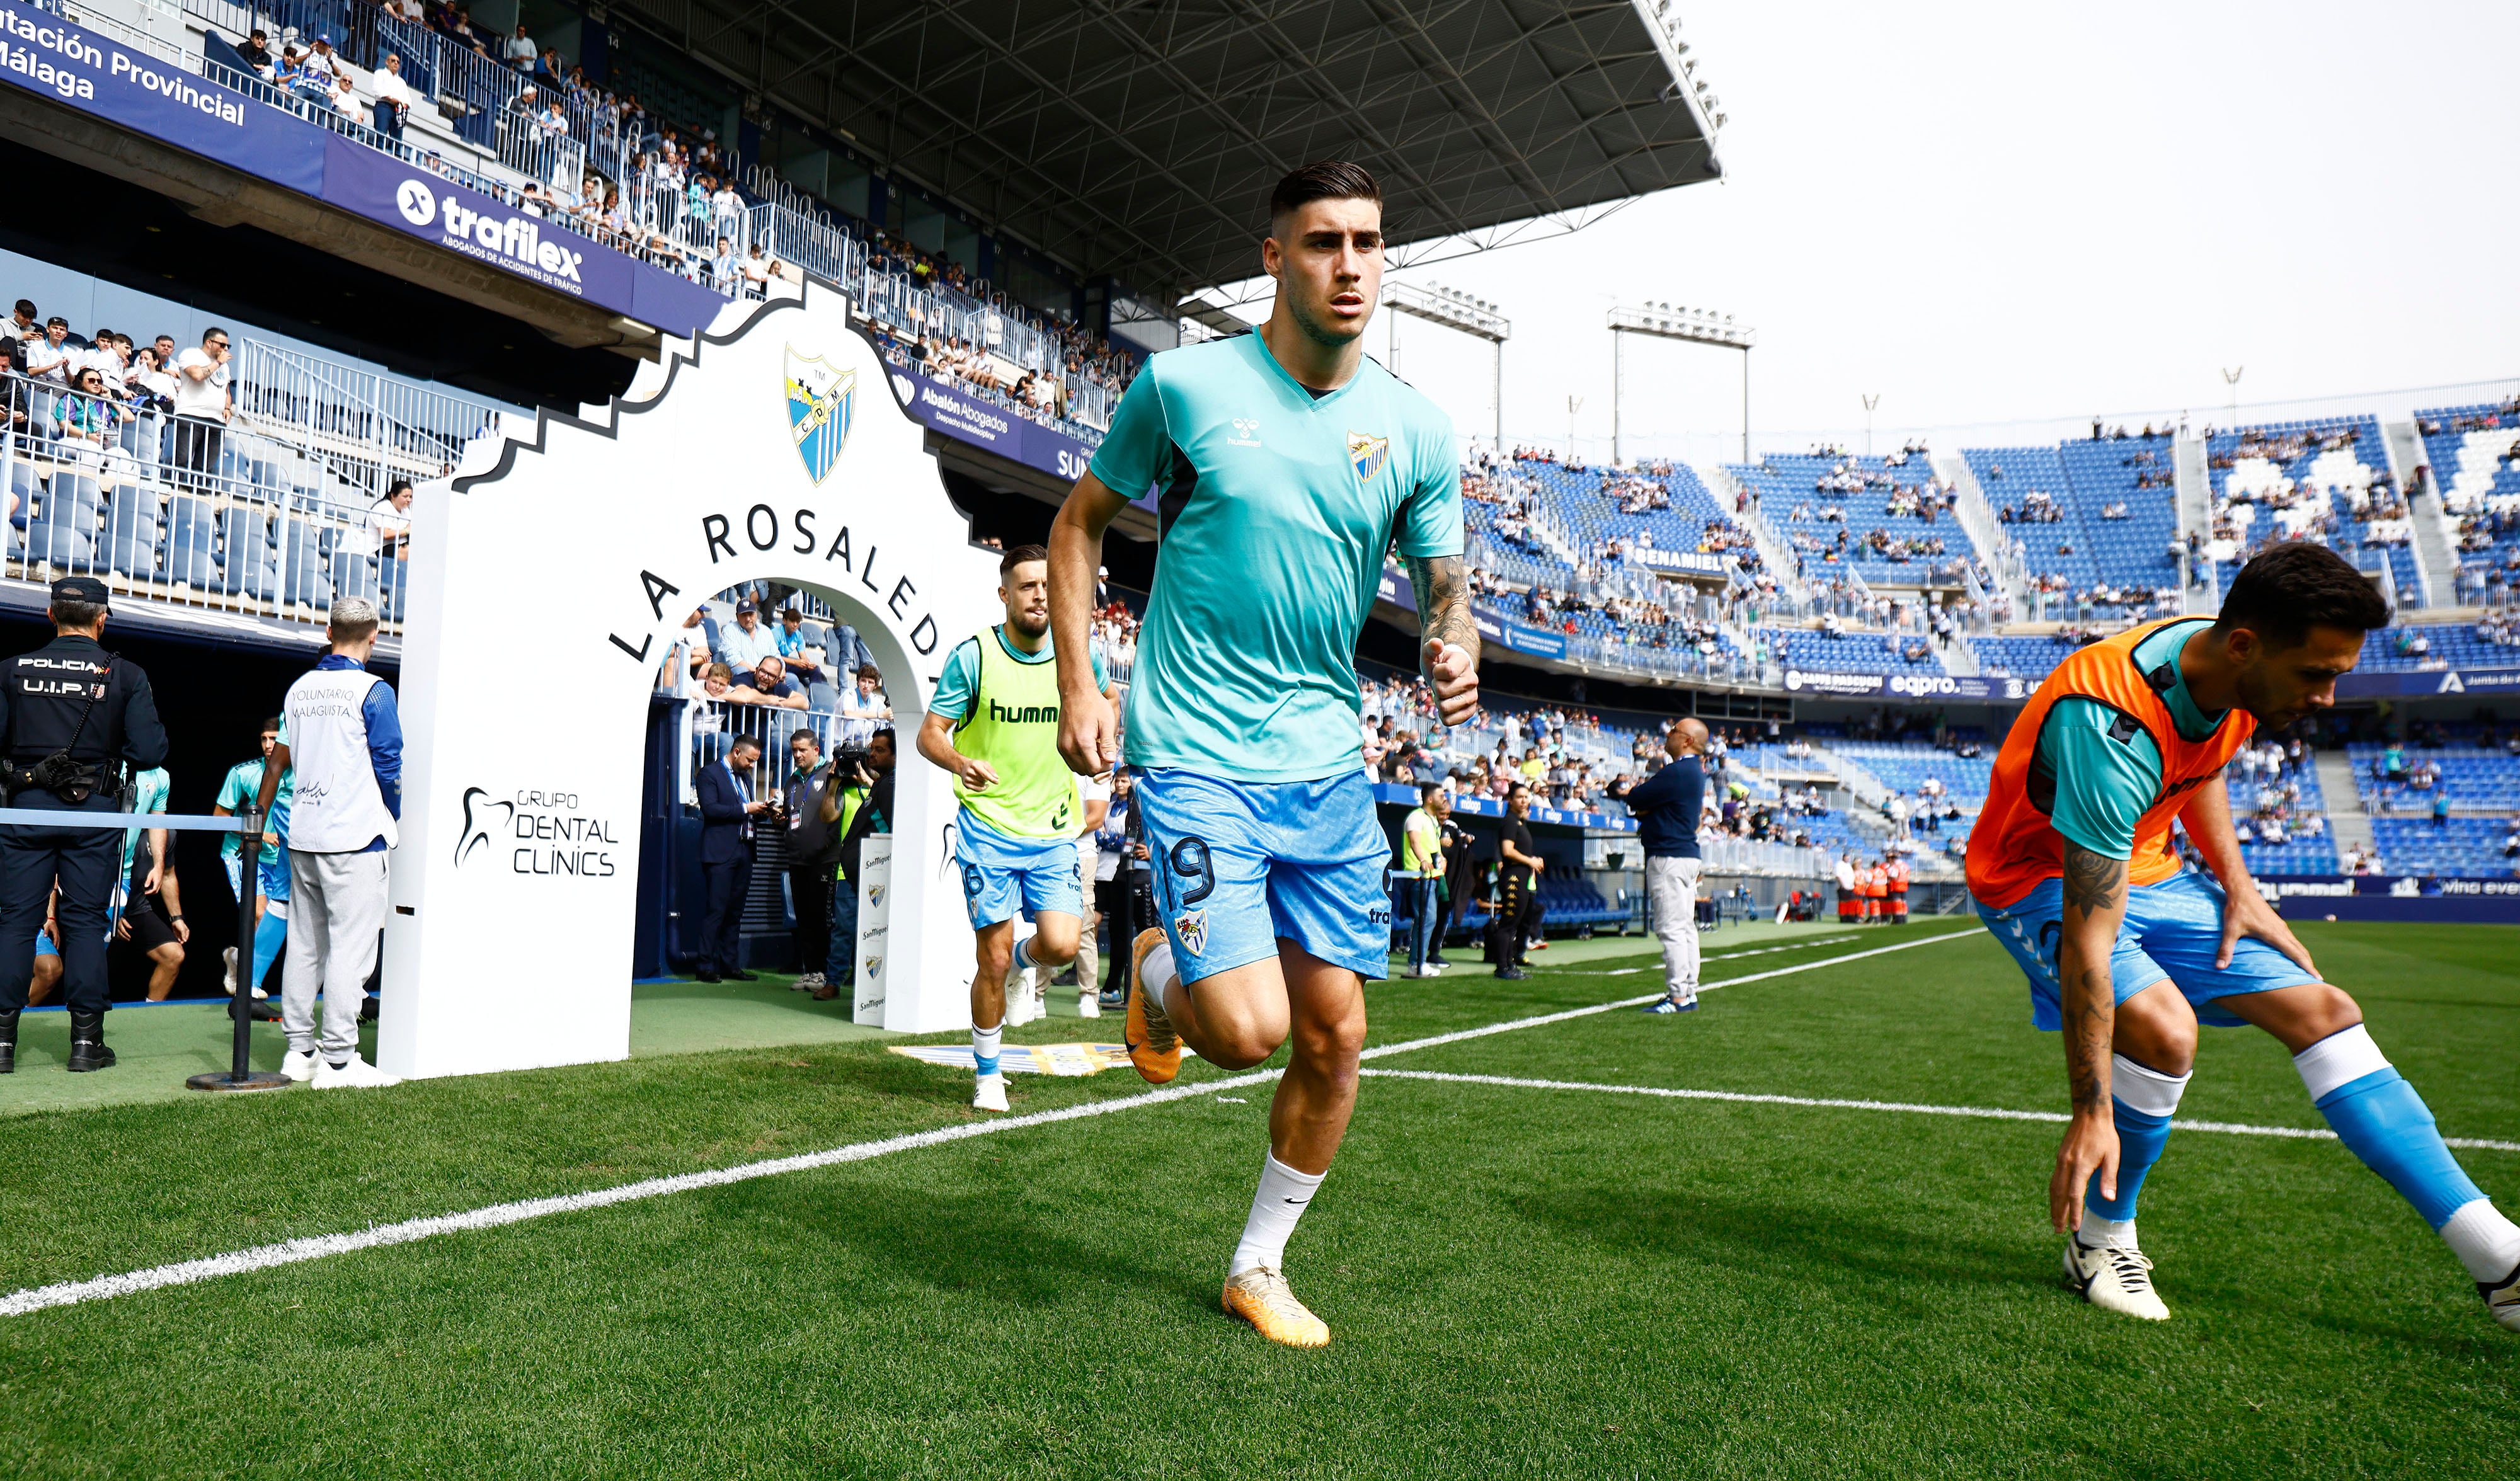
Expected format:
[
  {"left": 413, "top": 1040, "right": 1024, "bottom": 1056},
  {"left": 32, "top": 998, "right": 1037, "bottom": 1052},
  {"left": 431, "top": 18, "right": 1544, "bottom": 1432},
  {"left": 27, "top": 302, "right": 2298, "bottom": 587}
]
[{"left": 1046, "top": 161, "right": 1477, "bottom": 1348}]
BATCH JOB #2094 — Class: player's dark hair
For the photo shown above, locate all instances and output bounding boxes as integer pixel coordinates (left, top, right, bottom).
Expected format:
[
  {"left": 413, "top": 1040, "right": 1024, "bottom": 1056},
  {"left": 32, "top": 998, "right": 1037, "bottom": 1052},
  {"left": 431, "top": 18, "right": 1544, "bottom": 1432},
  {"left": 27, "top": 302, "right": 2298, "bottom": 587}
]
[
  {"left": 999, "top": 543, "right": 1049, "bottom": 578},
  {"left": 1419, "top": 781, "right": 1443, "bottom": 801},
  {"left": 2214, "top": 542, "right": 2390, "bottom": 652},
  {"left": 728, "top": 735, "right": 762, "bottom": 755},
  {"left": 261, "top": 716, "right": 282, "bottom": 735},
  {"left": 1268, "top": 161, "right": 1382, "bottom": 228}
]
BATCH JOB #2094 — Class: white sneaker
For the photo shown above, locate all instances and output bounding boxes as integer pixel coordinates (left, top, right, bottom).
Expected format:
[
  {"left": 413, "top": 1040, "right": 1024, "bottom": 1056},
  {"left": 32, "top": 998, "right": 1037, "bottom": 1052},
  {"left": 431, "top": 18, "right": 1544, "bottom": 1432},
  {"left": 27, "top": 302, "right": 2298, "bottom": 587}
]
[
  {"left": 312, "top": 1056, "right": 402, "bottom": 1090},
  {"left": 2480, "top": 1261, "right": 2520, "bottom": 1333},
  {"left": 280, "top": 1047, "right": 318, "bottom": 1083},
  {"left": 2063, "top": 1236, "right": 2170, "bottom": 1320},
  {"left": 1416, "top": 965, "right": 1444, "bottom": 978},
  {"left": 1077, "top": 991, "right": 1102, "bottom": 1019},
  {"left": 972, "top": 1072, "right": 1009, "bottom": 1112},
  {"left": 222, "top": 948, "right": 269, "bottom": 1000}
]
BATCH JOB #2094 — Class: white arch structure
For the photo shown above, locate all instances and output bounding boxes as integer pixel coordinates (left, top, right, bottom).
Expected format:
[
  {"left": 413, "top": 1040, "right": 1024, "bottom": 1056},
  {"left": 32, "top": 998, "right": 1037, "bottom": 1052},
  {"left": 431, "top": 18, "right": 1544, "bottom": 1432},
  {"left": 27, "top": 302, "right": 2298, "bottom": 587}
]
[{"left": 382, "top": 280, "right": 1002, "bottom": 1078}]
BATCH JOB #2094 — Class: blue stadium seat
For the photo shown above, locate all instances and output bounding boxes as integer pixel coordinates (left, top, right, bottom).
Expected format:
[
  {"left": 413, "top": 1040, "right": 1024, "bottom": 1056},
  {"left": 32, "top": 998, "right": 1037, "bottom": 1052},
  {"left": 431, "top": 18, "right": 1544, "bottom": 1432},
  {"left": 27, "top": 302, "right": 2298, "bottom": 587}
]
[
  {"left": 164, "top": 496, "right": 219, "bottom": 589},
  {"left": 101, "top": 486, "right": 161, "bottom": 581},
  {"left": 281, "top": 518, "right": 335, "bottom": 609},
  {"left": 221, "top": 507, "right": 278, "bottom": 598}
]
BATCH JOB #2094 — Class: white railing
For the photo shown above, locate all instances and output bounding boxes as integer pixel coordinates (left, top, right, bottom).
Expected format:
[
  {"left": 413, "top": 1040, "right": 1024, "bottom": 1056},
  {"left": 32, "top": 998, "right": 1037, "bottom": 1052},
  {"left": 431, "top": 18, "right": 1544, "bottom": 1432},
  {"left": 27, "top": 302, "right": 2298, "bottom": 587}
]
[
  {"left": 233, "top": 339, "right": 507, "bottom": 488},
  {"left": 1700, "top": 836, "right": 1832, "bottom": 878},
  {"left": 1, "top": 375, "right": 411, "bottom": 631}
]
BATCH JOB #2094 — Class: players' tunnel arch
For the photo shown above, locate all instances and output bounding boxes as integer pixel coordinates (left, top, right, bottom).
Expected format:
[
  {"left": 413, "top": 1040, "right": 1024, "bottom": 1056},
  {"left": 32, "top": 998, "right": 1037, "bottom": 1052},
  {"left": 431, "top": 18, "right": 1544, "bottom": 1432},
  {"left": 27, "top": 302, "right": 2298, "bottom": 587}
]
[{"left": 381, "top": 281, "right": 1005, "bottom": 1079}]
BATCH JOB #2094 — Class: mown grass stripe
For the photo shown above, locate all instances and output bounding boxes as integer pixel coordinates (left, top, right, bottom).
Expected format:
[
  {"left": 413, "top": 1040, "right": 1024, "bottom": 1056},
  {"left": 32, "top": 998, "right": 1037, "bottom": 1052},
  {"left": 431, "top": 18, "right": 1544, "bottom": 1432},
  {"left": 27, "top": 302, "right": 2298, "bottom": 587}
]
[
  {"left": 0, "top": 928, "right": 1984, "bottom": 1319},
  {"left": 1356, "top": 1069, "right": 2520, "bottom": 1154}
]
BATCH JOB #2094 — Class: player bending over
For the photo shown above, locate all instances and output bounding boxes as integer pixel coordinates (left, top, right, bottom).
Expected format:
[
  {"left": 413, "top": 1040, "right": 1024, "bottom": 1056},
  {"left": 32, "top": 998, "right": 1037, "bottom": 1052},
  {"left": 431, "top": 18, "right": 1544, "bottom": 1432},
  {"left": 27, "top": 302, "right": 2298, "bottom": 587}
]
[
  {"left": 1046, "top": 161, "right": 1477, "bottom": 1349},
  {"left": 1968, "top": 543, "right": 2519, "bottom": 1329},
  {"left": 917, "top": 544, "right": 1109, "bottom": 1114}
]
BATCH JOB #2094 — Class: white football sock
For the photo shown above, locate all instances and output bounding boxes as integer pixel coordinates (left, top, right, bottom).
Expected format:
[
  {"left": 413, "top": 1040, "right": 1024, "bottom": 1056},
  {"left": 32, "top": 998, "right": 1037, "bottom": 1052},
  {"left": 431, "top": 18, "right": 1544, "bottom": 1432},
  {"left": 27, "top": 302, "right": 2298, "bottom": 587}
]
[
  {"left": 971, "top": 1022, "right": 1002, "bottom": 1079},
  {"left": 1140, "top": 942, "right": 1179, "bottom": 1017},
  {"left": 1230, "top": 1152, "right": 1326, "bottom": 1278},
  {"left": 2441, "top": 1198, "right": 2520, "bottom": 1283},
  {"left": 2076, "top": 1213, "right": 2139, "bottom": 1250}
]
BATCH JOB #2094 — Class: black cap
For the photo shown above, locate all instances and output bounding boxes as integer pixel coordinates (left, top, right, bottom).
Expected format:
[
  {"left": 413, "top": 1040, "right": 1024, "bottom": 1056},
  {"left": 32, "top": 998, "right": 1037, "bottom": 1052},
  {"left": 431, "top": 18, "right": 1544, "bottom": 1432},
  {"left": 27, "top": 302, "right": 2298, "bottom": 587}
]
[{"left": 50, "top": 576, "right": 108, "bottom": 605}]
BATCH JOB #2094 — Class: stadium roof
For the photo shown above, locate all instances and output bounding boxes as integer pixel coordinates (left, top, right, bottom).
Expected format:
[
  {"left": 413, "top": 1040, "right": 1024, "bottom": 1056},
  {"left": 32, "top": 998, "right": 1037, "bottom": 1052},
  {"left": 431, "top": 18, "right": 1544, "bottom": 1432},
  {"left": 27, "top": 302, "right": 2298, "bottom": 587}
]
[{"left": 608, "top": 0, "right": 1722, "bottom": 301}]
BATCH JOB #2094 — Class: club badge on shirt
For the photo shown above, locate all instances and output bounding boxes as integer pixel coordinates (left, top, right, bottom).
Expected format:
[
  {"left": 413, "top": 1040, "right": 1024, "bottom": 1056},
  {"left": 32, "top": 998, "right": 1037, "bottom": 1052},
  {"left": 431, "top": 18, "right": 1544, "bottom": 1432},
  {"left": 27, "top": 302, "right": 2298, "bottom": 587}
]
[{"left": 1347, "top": 431, "right": 1389, "bottom": 482}]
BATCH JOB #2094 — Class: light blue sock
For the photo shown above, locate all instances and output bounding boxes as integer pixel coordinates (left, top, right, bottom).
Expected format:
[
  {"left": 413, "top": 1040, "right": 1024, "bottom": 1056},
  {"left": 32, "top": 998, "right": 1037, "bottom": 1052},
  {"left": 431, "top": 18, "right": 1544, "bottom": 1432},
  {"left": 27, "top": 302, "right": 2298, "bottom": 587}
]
[
  {"left": 2085, "top": 1054, "right": 2189, "bottom": 1227},
  {"left": 249, "top": 910, "right": 289, "bottom": 993},
  {"left": 2297, "top": 1026, "right": 2483, "bottom": 1230},
  {"left": 972, "top": 1022, "right": 1002, "bottom": 1078},
  {"left": 2317, "top": 1069, "right": 2483, "bottom": 1228}
]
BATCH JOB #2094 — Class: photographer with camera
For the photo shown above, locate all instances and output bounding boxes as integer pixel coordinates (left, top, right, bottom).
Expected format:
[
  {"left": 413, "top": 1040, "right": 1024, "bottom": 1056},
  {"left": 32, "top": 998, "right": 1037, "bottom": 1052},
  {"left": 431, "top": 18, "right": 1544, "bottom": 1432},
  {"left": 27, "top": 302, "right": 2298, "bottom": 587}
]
[
  {"left": 813, "top": 726, "right": 896, "bottom": 1004},
  {"left": 0, "top": 576, "right": 169, "bottom": 1073}
]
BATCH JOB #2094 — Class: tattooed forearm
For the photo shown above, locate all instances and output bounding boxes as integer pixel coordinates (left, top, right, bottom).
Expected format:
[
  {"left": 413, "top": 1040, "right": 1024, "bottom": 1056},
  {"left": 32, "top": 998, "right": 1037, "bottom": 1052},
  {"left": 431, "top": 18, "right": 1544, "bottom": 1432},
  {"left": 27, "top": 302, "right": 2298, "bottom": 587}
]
[
  {"left": 2063, "top": 971, "right": 2114, "bottom": 1112},
  {"left": 2057, "top": 842, "right": 2126, "bottom": 1114},
  {"left": 1408, "top": 553, "right": 1479, "bottom": 668},
  {"left": 2061, "top": 843, "right": 2125, "bottom": 916}
]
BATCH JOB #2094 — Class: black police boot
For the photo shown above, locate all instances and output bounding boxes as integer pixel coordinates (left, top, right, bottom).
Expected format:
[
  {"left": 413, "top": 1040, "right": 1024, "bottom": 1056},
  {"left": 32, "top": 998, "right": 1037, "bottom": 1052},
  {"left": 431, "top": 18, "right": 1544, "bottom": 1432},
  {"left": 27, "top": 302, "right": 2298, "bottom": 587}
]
[
  {"left": 0, "top": 1008, "right": 17, "bottom": 1073},
  {"left": 66, "top": 1011, "right": 115, "bottom": 1073}
]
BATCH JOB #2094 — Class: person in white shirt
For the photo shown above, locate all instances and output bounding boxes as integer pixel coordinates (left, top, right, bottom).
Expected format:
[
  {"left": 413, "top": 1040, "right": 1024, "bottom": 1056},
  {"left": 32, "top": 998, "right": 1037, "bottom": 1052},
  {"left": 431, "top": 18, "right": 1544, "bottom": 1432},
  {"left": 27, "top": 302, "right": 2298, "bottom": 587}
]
[
  {"left": 170, "top": 326, "right": 231, "bottom": 492},
  {"left": 302, "top": 33, "right": 346, "bottom": 81},
  {"left": 21, "top": 317, "right": 72, "bottom": 384},
  {"left": 256, "top": 598, "right": 403, "bottom": 1089},
  {"left": 838, "top": 664, "right": 891, "bottom": 747},
  {"left": 505, "top": 23, "right": 536, "bottom": 66},
  {"left": 370, "top": 51, "right": 415, "bottom": 139},
  {"left": 366, "top": 479, "right": 413, "bottom": 558}
]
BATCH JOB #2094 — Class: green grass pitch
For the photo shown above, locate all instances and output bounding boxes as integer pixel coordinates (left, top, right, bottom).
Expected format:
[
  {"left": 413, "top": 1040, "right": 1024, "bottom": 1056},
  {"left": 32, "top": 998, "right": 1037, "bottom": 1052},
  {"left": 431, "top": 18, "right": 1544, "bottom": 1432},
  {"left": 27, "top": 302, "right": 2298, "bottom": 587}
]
[{"left": 3, "top": 920, "right": 2516, "bottom": 1477}]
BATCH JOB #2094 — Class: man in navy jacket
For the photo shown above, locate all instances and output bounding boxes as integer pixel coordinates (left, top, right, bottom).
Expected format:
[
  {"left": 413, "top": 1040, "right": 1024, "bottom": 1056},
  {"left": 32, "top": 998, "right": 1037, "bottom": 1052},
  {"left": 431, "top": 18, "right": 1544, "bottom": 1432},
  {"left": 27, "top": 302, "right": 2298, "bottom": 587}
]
[
  {"left": 694, "top": 735, "right": 769, "bottom": 981},
  {"left": 1627, "top": 718, "right": 1708, "bottom": 1015}
]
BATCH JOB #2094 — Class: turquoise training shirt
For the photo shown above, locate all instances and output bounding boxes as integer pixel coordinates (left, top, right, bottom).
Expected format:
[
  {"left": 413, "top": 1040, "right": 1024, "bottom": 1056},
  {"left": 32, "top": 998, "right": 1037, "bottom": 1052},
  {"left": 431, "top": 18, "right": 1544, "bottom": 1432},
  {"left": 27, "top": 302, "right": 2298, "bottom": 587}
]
[
  {"left": 2038, "top": 617, "right": 2228, "bottom": 859},
  {"left": 1088, "top": 332, "right": 1463, "bottom": 783}
]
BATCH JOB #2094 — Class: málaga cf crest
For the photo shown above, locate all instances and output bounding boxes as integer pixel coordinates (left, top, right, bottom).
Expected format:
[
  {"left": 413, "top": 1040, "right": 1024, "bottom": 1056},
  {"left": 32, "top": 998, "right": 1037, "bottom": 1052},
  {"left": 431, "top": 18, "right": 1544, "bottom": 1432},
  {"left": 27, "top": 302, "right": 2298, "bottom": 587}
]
[
  {"left": 1348, "top": 430, "right": 1390, "bottom": 482},
  {"left": 785, "top": 348, "right": 856, "bottom": 485}
]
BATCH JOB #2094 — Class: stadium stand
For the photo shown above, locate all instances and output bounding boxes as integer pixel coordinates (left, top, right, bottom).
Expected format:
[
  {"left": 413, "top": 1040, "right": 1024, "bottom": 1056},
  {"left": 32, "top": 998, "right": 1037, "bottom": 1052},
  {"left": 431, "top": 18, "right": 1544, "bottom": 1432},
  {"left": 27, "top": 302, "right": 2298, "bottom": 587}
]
[
  {"left": 2347, "top": 744, "right": 2520, "bottom": 814},
  {"left": 1754, "top": 625, "right": 1946, "bottom": 676},
  {"left": 1726, "top": 445, "right": 1979, "bottom": 586},
  {"left": 2203, "top": 417, "right": 2411, "bottom": 598},
  {"left": 2417, "top": 400, "right": 2520, "bottom": 592},
  {"left": 2368, "top": 818, "right": 2520, "bottom": 879},
  {"left": 1965, "top": 444, "right": 2093, "bottom": 592}
]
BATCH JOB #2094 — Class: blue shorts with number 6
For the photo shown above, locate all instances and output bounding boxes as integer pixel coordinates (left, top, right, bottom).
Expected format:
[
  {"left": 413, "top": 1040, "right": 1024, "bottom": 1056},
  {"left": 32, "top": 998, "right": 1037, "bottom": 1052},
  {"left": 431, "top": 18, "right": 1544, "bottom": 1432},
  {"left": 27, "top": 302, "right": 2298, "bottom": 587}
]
[
  {"left": 1132, "top": 766, "right": 1391, "bottom": 984},
  {"left": 1975, "top": 866, "right": 2319, "bottom": 1031},
  {"left": 953, "top": 809, "right": 1082, "bottom": 931}
]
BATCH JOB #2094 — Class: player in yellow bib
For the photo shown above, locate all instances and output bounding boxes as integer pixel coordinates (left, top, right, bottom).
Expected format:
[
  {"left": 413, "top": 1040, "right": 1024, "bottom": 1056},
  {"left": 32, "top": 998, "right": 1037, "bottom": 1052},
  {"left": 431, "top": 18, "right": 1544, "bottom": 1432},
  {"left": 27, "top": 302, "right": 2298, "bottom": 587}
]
[{"left": 917, "top": 544, "right": 1111, "bottom": 1112}]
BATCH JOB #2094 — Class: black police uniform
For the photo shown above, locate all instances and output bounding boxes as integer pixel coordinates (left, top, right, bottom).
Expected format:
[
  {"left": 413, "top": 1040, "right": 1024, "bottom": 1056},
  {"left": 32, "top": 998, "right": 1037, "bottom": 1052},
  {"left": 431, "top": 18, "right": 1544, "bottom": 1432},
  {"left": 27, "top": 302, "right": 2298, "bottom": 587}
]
[{"left": 0, "top": 580, "right": 168, "bottom": 1072}]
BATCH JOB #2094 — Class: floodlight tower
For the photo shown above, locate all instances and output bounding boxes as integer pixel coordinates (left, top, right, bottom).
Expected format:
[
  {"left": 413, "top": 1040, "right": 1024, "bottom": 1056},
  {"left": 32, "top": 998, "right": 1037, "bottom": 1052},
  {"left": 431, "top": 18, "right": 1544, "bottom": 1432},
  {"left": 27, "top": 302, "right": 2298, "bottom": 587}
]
[
  {"left": 1607, "top": 302, "right": 1756, "bottom": 466},
  {"left": 1381, "top": 280, "right": 1511, "bottom": 450}
]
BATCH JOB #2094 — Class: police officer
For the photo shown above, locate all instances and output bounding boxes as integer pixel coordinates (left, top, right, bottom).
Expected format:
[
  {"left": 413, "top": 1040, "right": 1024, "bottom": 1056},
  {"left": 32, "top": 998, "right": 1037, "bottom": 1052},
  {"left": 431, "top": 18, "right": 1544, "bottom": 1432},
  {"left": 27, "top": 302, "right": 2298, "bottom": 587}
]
[{"left": 0, "top": 576, "right": 168, "bottom": 1073}]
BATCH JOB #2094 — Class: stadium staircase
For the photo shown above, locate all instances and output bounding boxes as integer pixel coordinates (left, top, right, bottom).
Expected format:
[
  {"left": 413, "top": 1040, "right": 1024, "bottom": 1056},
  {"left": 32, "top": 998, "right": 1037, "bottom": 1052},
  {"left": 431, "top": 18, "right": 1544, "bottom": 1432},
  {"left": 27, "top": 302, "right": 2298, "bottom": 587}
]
[
  {"left": 2315, "top": 746, "right": 2374, "bottom": 858},
  {"left": 2174, "top": 434, "right": 2215, "bottom": 609},
  {"left": 1940, "top": 632, "right": 1983, "bottom": 676},
  {"left": 1713, "top": 465, "right": 1811, "bottom": 602},
  {"left": 1935, "top": 452, "right": 2030, "bottom": 611},
  {"left": 2392, "top": 421, "right": 2462, "bottom": 612}
]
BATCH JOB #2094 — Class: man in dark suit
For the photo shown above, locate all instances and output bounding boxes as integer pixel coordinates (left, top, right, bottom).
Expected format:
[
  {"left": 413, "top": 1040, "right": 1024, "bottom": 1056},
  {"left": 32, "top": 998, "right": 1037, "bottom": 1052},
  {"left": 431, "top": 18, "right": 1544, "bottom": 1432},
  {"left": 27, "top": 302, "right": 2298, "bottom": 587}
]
[{"left": 694, "top": 735, "right": 769, "bottom": 982}]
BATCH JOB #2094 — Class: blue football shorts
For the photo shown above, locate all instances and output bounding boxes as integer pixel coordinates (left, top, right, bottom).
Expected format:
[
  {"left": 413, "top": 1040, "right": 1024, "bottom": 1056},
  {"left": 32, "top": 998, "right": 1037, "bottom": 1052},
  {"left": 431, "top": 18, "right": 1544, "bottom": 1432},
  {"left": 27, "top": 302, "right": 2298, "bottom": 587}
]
[
  {"left": 222, "top": 850, "right": 292, "bottom": 906},
  {"left": 1133, "top": 766, "right": 1392, "bottom": 984},
  {"left": 953, "top": 809, "right": 1083, "bottom": 931},
  {"left": 1976, "top": 866, "right": 2320, "bottom": 1030}
]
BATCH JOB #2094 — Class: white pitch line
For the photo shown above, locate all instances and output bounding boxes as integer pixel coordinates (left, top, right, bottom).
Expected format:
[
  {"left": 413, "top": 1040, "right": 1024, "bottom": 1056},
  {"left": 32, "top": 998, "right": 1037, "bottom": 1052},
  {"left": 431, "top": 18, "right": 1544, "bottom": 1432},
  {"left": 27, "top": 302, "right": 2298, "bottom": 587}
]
[
  {"left": 1, "top": 928, "right": 1984, "bottom": 1319},
  {"left": 1358, "top": 1069, "right": 2520, "bottom": 1155},
  {"left": 1359, "top": 927, "right": 1984, "bottom": 1061},
  {"left": 1574, "top": 934, "right": 1862, "bottom": 975}
]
